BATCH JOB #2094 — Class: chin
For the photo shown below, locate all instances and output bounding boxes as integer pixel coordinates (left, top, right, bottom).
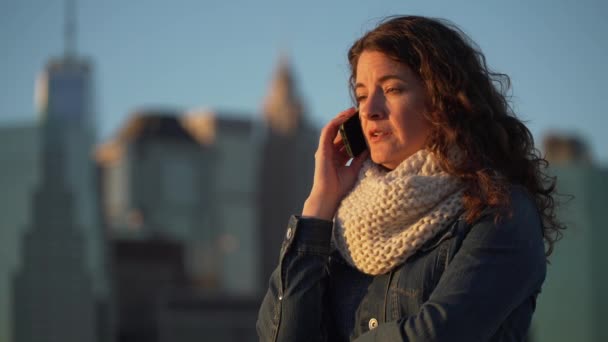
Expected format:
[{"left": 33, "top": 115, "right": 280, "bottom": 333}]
[
  {"left": 369, "top": 151, "right": 383, "bottom": 164},
  {"left": 370, "top": 153, "right": 393, "bottom": 169}
]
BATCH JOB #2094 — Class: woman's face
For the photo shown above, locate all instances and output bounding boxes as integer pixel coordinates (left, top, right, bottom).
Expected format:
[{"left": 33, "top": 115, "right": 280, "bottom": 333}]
[{"left": 355, "top": 50, "right": 432, "bottom": 170}]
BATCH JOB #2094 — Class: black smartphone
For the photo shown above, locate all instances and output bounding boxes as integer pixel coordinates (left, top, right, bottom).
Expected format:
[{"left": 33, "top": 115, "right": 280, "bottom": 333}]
[{"left": 339, "top": 112, "right": 367, "bottom": 158}]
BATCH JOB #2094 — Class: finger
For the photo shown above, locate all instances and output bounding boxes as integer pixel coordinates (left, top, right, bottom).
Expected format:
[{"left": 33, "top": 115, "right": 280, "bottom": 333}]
[
  {"left": 333, "top": 139, "right": 344, "bottom": 148},
  {"left": 333, "top": 132, "right": 343, "bottom": 145},
  {"left": 333, "top": 139, "right": 352, "bottom": 159},
  {"left": 332, "top": 107, "right": 358, "bottom": 145},
  {"left": 330, "top": 140, "right": 349, "bottom": 160},
  {"left": 318, "top": 123, "right": 340, "bottom": 150},
  {"left": 319, "top": 108, "right": 357, "bottom": 148},
  {"left": 335, "top": 107, "right": 358, "bottom": 120}
]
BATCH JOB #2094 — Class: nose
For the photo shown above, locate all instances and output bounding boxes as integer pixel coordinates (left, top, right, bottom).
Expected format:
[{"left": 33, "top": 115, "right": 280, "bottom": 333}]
[{"left": 359, "top": 90, "right": 386, "bottom": 120}]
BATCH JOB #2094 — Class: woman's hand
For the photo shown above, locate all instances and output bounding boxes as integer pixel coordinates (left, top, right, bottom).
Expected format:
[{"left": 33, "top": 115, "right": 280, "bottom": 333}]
[{"left": 302, "top": 108, "right": 369, "bottom": 221}]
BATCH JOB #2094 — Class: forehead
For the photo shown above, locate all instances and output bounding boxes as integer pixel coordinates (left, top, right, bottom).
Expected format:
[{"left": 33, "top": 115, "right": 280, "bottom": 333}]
[{"left": 355, "top": 51, "right": 413, "bottom": 80}]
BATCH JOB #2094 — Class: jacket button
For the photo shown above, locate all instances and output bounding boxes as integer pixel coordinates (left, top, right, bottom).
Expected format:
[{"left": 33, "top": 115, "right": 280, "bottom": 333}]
[
  {"left": 368, "top": 318, "right": 378, "bottom": 330},
  {"left": 285, "top": 227, "right": 293, "bottom": 240}
]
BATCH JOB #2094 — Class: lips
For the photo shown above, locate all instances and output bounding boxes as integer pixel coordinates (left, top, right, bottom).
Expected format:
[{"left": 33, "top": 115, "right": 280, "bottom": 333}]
[{"left": 368, "top": 129, "right": 390, "bottom": 142}]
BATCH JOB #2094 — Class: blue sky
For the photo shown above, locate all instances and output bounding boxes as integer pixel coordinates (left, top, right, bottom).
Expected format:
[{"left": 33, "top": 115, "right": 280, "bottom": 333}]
[{"left": 2, "top": 0, "right": 607, "bottom": 164}]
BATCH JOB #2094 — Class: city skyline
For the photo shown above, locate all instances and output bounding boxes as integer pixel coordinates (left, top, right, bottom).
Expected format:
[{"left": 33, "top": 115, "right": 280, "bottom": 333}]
[
  {"left": 1, "top": 0, "right": 607, "bottom": 165},
  {"left": 1, "top": 31, "right": 317, "bottom": 340},
  {"left": 1, "top": 2, "right": 606, "bottom": 340}
]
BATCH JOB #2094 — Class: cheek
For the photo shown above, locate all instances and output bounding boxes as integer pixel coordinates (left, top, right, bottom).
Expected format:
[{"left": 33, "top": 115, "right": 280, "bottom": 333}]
[
  {"left": 396, "top": 110, "right": 430, "bottom": 141},
  {"left": 360, "top": 118, "right": 370, "bottom": 136},
  {"left": 413, "top": 116, "right": 431, "bottom": 139}
]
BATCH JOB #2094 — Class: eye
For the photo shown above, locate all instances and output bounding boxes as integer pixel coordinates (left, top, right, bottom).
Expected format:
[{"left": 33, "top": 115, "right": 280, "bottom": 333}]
[
  {"left": 355, "top": 94, "right": 367, "bottom": 103},
  {"left": 385, "top": 86, "right": 403, "bottom": 94}
]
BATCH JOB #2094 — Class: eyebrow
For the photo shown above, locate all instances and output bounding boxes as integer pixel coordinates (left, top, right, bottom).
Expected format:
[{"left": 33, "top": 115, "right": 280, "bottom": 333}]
[{"left": 354, "top": 74, "right": 406, "bottom": 90}]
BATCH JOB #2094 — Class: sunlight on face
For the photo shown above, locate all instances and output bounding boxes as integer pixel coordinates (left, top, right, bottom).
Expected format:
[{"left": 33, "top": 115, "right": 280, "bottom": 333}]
[{"left": 355, "top": 51, "right": 432, "bottom": 170}]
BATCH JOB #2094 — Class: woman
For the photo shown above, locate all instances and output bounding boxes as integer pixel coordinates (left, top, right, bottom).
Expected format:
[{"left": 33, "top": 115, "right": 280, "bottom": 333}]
[{"left": 257, "top": 15, "right": 564, "bottom": 341}]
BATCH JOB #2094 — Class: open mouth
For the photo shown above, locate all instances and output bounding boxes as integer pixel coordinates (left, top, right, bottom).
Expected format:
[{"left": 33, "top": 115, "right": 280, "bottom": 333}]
[{"left": 368, "top": 130, "right": 389, "bottom": 141}]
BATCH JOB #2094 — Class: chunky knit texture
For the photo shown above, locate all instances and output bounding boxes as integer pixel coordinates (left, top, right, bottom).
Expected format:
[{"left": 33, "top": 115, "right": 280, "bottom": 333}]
[{"left": 333, "top": 149, "right": 464, "bottom": 275}]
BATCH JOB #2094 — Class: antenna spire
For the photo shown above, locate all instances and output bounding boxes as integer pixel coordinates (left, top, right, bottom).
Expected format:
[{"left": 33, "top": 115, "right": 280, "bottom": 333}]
[{"left": 64, "top": 0, "right": 76, "bottom": 57}]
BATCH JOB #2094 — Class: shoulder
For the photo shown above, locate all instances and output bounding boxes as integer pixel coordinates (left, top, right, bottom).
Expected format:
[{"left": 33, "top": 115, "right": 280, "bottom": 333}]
[
  {"left": 455, "top": 184, "right": 547, "bottom": 287},
  {"left": 467, "top": 185, "right": 543, "bottom": 246}
]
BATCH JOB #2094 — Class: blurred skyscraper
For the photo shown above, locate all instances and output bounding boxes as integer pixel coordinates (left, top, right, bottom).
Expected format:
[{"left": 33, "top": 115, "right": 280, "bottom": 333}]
[
  {"left": 532, "top": 134, "right": 608, "bottom": 342},
  {"left": 11, "top": 1, "right": 113, "bottom": 340},
  {"left": 97, "top": 110, "right": 264, "bottom": 341},
  {"left": 110, "top": 237, "right": 187, "bottom": 342},
  {"left": 97, "top": 110, "right": 262, "bottom": 295},
  {"left": 0, "top": 124, "right": 40, "bottom": 342},
  {"left": 95, "top": 56, "right": 316, "bottom": 341},
  {"left": 257, "top": 55, "right": 317, "bottom": 288},
  {"left": 13, "top": 90, "right": 97, "bottom": 341}
]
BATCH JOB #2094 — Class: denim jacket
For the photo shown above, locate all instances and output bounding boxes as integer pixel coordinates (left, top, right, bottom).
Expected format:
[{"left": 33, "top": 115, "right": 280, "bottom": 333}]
[{"left": 257, "top": 187, "right": 547, "bottom": 341}]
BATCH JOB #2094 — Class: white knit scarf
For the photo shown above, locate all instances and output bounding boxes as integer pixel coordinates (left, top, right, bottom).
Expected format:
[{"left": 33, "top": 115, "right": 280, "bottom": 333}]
[{"left": 333, "top": 149, "right": 464, "bottom": 275}]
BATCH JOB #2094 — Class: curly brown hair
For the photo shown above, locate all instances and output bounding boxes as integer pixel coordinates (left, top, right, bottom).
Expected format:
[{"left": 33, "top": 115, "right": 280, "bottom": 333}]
[{"left": 347, "top": 15, "right": 565, "bottom": 257}]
